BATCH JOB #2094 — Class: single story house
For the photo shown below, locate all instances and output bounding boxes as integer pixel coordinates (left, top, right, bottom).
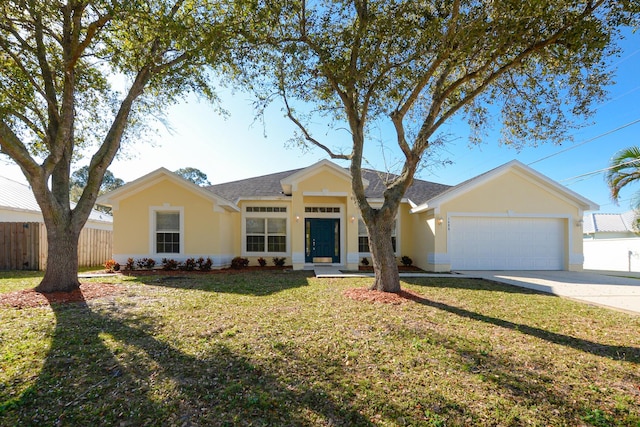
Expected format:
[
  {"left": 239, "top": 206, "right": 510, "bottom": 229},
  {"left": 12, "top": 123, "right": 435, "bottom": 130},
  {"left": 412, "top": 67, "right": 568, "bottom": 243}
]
[
  {"left": 97, "top": 159, "right": 598, "bottom": 272},
  {"left": 0, "top": 175, "right": 113, "bottom": 270}
]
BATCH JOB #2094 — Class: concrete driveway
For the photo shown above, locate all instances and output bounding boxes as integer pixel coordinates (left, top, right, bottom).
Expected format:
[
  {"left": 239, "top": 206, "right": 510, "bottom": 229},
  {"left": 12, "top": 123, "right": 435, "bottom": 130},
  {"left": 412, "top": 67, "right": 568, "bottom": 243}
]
[{"left": 458, "top": 270, "right": 640, "bottom": 315}]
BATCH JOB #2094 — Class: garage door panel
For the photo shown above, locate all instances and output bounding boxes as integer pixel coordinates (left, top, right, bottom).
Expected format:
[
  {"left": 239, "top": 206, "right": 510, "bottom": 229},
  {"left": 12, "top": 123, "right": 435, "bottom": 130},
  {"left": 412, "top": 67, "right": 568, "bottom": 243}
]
[{"left": 449, "top": 217, "right": 564, "bottom": 270}]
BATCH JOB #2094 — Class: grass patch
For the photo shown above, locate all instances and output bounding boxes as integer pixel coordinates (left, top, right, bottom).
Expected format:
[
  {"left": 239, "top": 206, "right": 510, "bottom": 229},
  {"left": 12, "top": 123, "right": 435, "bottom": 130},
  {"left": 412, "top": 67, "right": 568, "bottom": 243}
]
[{"left": 1, "top": 271, "right": 639, "bottom": 426}]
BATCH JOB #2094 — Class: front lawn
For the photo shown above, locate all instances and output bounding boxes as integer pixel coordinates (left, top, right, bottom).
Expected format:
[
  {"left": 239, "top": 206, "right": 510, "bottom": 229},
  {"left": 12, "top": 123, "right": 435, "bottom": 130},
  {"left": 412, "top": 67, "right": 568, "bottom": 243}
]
[{"left": 0, "top": 271, "right": 638, "bottom": 426}]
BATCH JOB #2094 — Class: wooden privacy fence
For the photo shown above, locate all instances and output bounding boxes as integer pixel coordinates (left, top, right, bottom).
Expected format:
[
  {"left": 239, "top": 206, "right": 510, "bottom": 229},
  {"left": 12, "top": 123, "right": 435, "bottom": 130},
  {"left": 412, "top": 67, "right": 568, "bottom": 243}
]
[{"left": 0, "top": 222, "right": 112, "bottom": 271}]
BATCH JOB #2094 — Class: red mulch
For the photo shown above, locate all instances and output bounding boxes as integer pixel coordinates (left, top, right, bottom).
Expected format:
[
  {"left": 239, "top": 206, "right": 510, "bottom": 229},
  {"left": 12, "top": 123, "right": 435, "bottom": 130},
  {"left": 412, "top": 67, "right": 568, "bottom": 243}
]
[
  {"left": 121, "top": 265, "right": 291, "bottom": 276},
  {"left": 358, "top": 266, "right": 425, "bottom": 272},
  {"left": 343, "top": 287, "right": 425, "bottom": 305},
  {"left": 0, "top": 282, "right": 125, "bottom": 309}
]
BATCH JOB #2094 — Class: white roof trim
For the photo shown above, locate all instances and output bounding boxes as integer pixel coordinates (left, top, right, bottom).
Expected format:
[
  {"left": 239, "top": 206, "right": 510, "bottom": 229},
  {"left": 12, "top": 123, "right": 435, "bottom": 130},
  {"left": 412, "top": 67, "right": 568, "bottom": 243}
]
[
  {"left": 411, "top": 160, "right": 599, "bottom": 213},
  {"left": 97, "top": 167, "right": 239, "bottom": 212}
]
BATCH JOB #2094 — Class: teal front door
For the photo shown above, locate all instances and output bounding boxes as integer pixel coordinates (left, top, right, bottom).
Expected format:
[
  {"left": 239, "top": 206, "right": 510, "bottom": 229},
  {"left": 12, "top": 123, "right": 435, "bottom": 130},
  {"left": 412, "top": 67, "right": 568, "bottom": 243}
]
[{"left": 305, "top": 218, "right": 340, "bottom": 263}]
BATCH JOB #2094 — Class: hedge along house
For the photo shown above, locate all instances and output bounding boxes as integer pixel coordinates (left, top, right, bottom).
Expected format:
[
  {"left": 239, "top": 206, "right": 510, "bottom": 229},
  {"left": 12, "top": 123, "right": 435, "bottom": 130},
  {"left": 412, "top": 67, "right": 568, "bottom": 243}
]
[{"left": 97, "top": 159, "right": 598, "bottom": 272}]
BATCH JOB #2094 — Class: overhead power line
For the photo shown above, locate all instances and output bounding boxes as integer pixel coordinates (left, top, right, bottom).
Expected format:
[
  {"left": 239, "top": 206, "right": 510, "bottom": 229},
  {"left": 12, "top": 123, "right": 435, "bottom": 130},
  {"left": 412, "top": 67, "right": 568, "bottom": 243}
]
[
  {"left": 560, "top": 158, "right": 640, "bottom": 183},
  {"left": 528, "top": 118, "right": 640, "bottom": 166}
]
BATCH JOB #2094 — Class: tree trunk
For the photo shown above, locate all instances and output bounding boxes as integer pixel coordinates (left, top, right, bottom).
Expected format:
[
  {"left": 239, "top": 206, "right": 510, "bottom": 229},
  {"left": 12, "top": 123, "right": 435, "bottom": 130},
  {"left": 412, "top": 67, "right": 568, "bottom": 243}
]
[
  {"left": 35, "top": 222, "right": 81, "bottom": 293},
  {"left": 366, "top": 212, "right": 401, "bottom": 293}
]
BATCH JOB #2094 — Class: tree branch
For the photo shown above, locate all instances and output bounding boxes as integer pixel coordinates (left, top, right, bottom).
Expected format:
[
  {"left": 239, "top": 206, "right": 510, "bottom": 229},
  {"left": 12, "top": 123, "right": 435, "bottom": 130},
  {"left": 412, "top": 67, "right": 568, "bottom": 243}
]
[
  {"left": 281, "top": 87, "right": 350, "bottom": 161},
  {"left": 0, "top": 120, "right": 42, "bottom": 179},
  {"left": 414, "top": 0, "right": 606, "bottom": 155}
]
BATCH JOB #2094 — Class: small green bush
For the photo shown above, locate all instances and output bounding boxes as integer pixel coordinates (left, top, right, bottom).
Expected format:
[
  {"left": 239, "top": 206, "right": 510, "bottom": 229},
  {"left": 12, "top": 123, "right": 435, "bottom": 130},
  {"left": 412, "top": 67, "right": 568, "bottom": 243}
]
[
  {"left": 257, "top": 257, "right": 267, "bottom": 267},
  {"left": 401, "top": 255, "right": 413, "bottom": 267},
  {"left": 272, "top": 257, "right": 286, "bottom": 267}
]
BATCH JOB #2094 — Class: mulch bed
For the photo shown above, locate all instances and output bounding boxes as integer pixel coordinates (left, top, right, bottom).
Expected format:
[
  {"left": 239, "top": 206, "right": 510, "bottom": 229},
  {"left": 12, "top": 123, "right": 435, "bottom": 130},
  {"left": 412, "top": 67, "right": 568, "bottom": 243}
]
[
  {"left": 0, "top": 282, "right": 125, "bottom": 309},
  {"left": 121, "top": 265, "right": 292, "bottom": 276},
  {"left": 343, "top": 287, "right": 425, "bottom": 305},
  {"left": 358, "top": 266, "right": 425, "bottom": 272}
]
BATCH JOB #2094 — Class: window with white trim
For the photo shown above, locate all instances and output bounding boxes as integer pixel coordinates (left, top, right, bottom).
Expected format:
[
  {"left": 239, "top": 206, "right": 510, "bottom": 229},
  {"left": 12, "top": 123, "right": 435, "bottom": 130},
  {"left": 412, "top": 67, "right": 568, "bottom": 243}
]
[
  {"left": 156, "top": 211, "right": 180, "bottom": 253},
  {"left": 244, "top": 207, "right": 288, "bottom": 254},
  {"left": 358, "top": 219, "right": 396, "bottom": 253}
]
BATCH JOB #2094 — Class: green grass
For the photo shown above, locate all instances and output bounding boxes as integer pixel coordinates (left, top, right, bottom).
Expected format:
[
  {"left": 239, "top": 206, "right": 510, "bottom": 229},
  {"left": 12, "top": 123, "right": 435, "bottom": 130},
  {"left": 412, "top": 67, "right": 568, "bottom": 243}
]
[{"left": 1, "top": 271, "right": 639, "bottom": 426}]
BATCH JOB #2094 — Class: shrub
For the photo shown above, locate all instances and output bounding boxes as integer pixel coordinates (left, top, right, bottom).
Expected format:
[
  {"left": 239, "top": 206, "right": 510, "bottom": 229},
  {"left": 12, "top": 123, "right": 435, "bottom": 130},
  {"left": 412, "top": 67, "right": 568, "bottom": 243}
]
[
  {"left": 181, "top": 258, "right": 197, "bottom": 271},
  {"left": 137, "top": 258, "right": 156, "bottom": 270},
  {"left": 124, "top": 258, "right": 135, "bottom": 271},
  {"left": 272, "top": 257, "right": 286, "bottom": 267},
  {"left": 401, "top": 255, "right": 413, "bottom": 267},
  {"left": 257, "top": 257, "right": 267, "bottom": 267},
  {"left": 196, "top": 257, "right": 213, "bottom": 271},
  {"left": 104, "top": 259, "right": 120, "bottom": 272},
  {"left": 231, "top": 256, "right": 249, "bottom": 269},
  {"left": 361, "top": 257, "right": 370, "bottom": 266},
  {"left": 161, "top": 258, "right": 179, "bottom": 271}
]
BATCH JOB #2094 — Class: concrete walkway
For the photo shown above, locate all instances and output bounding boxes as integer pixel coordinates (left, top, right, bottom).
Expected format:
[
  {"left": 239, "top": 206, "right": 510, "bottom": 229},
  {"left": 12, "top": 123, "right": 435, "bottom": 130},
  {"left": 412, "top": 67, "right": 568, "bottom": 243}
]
[{"left": 460, "top": 270, "right": 640, "bottom": 315}]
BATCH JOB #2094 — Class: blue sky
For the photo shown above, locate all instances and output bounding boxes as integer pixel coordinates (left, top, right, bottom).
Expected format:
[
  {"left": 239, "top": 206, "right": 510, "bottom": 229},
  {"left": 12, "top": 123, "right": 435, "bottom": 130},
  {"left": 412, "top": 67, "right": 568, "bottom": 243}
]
[{"left": 2, "top": 28, "right": 639, "bottom": 214}]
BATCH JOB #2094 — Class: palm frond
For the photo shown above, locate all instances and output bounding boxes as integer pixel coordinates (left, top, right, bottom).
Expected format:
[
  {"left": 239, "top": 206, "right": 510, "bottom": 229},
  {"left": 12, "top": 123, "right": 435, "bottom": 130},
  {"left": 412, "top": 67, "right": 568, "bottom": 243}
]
[{"left": 606, "top": 146, "right": 640, "bottom": 202}]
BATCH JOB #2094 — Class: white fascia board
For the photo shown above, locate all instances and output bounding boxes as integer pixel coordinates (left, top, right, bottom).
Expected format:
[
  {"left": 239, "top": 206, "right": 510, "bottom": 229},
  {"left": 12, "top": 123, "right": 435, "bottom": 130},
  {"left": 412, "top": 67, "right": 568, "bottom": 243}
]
[
  {"left": 235, "top": 196, "right": 292, "bottom": 202},
  {"left": 411, "top": 160, "right": 598, "bottom": 213},
  {"left": 97, "top": 167, "right": 239, "bottom": 212}
]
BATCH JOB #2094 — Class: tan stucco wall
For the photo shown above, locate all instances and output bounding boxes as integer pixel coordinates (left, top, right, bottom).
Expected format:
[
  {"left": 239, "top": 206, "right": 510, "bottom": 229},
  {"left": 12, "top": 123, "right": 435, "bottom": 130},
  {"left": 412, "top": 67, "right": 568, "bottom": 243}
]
[
  {"left": 288, "top": 167, "right": 360, "bottom": 270},
  {"left": 406, "top": 210, "right": 438, "bottom": 271},
  {"left": 112, "top": 178, "right": 233, "bottom": 263},
  {"left": 430, "top": 169, "right": 584, "bottom": 271}
]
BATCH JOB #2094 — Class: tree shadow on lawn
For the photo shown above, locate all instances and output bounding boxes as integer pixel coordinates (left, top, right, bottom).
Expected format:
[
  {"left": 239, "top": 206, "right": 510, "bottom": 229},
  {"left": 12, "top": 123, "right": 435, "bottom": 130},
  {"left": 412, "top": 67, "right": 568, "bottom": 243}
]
[
  {"left": 1, "top": 294, "right": 370, "bottom": 426},
  {"left": 126, "top": 270, "right": 315, "bottom": 296},
  {"left": 402, "top": 278, "right": 640, "bottom": 365},
  {"left": 404, "top": 275, "right": 547, "bottom": 294}
]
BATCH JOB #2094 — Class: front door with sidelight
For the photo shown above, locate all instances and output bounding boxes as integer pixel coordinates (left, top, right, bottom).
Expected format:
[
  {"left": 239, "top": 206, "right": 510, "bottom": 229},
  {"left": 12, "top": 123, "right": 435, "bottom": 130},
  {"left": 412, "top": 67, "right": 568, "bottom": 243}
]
[{"left": 305, "top": 218, "right": 340, "bottom": 263}]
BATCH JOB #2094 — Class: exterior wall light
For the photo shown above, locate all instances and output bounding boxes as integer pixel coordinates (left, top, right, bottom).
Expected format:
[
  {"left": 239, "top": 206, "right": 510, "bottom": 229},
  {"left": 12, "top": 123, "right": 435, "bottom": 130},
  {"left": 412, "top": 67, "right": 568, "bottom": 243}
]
[{"left": 437, "top": 217, "right": 444, "bottom": 225}]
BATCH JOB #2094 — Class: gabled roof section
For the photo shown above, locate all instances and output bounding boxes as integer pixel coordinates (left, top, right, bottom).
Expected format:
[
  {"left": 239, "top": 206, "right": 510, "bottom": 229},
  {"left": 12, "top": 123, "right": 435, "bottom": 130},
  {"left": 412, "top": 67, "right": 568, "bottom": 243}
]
[
  {"left": 97, "top": 168, "right": 239, "bottom": 212},
  {"left": 411, "top": 160, "right": 599, "bottom": 213},
  {"left": 361, "top": 169, "right": 451, "bottom": 205},
  {"left": 583, "top": 210, "right": 638, "bottom": 234},
  {"left": 0, "top": 175, "right": 112, "bottom": 223},
  {"left": 279, "top": 159, "right": 364, "bottom": 195},
  {"left": 206, "top": 160, "right": 451, "bottom": 205},
  {"left": 207, "top": 168, "right": 303, "bottom": 203}
]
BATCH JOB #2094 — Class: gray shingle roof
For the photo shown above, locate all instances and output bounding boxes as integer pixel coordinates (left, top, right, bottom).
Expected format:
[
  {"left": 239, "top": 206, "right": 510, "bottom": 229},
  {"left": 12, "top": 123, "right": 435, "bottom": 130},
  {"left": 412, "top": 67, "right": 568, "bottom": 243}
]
[
  {"left": 206, "top": 165, "right": 451, "bottom": 205},
  {"left": 360, "top": 169, "right": 451, "bottom": 203},
  {"left": 0, "top": 175, "right": 112, "bottom": 223},
  {"left": 207, "top": 168, "right": 305, "bottom": 201}
]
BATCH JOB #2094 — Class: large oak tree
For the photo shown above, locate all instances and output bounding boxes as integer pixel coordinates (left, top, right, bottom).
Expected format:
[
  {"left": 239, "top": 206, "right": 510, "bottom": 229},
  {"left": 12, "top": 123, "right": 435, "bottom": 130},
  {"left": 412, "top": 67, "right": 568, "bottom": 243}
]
[
  {"left": 0, "top": 0, "right": 235, "bottom": 292},
  {"left": 239, "top": 0, "right": 638, "bottom": 292}
]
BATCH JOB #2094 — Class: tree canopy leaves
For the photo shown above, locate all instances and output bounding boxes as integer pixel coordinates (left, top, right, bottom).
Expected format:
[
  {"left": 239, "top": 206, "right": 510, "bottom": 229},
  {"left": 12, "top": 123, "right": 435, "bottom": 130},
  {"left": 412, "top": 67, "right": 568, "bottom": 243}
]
[
  {"left": 174, "top": 166, "right": 211, "bottom": 185},
  {"left": 0, "top": 0, "right": 240, "bottom": 291},
  {"left": 235, "top": 0, "right": 637, "bottom": 291}
]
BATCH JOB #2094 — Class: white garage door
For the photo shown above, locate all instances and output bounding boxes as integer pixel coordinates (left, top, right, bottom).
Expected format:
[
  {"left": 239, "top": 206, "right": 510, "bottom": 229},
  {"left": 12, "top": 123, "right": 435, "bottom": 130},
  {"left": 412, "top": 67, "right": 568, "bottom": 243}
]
[{"left": 449, "top": 217, "right": 565, "bottom": 270}]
